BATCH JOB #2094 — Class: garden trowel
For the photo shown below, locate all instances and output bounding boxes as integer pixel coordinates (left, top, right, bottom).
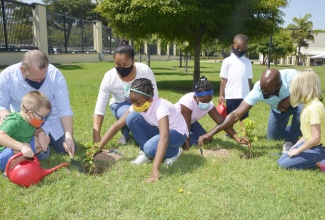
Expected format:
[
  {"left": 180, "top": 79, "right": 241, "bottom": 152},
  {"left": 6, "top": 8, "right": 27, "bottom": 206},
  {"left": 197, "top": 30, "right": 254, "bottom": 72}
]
[{"left": 63, "top": 142, "right": 84, "bottom": 172}]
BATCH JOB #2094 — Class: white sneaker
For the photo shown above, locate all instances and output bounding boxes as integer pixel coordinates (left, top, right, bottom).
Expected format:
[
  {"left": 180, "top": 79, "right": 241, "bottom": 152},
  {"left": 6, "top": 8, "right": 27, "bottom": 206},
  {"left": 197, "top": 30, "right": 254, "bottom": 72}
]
[
  {"left": 131, "top": 151, "right": 149, "bottom": 165},
  {"left": 164, "top": 148, "right": 182, "bottom": 166},
  {"left": 118, "top": 136, "right": 128, "bottom": 145},
  {"left": 282, "top": 142, "right": 293, "bottom": 154}
]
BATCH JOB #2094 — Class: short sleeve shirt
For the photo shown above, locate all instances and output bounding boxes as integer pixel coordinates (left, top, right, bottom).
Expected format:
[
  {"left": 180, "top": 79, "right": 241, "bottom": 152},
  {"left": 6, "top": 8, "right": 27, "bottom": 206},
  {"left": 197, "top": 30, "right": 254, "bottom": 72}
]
[
  {"left": 130, "top": 97, "right": 189, "bottom": 136},
  {"left": 0, "top": 112, "right": 35, "bottom": 152},
  {"left": 244, "top": 69, "right": 297, "bottom": 113},
  {"left": 300, "top": 99, "right": 325, "bottom": 145},
  {"left": 220, "top": 54, "right": 253, "bottom": 99},
  {"left": 174, "top": 92, "right": 214, "bottom": 124}
]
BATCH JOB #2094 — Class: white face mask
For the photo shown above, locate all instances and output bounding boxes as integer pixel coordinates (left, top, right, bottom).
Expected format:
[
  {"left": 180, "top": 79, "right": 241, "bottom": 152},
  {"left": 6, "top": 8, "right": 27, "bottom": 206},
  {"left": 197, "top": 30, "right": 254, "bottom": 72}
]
[{"left": 198, "top": 102, "right": 210, "bottom": 111}]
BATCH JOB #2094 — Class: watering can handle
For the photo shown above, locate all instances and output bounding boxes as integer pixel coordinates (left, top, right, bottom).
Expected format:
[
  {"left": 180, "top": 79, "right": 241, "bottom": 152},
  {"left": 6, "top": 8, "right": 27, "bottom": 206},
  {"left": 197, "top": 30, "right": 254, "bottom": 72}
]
[{"left": 5, "top": 152, "right": 38, "bottom": 176}]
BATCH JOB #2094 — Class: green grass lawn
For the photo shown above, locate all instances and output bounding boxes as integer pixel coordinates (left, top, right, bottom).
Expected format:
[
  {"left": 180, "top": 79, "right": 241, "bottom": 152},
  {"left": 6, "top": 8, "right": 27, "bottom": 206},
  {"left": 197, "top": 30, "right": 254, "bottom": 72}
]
[{"left": 1, "top": 60, "right": 325, "bottom": 219}]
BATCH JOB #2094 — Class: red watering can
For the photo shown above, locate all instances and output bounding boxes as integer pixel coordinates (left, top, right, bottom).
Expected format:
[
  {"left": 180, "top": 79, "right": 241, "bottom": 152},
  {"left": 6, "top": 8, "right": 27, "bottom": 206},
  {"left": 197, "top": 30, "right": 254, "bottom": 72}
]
[
  {"left": 5, "top": 152, "right": 69, "bottom": 187},
  {"left": 216, "top": 101, "right": 227, "bottom": 118}
]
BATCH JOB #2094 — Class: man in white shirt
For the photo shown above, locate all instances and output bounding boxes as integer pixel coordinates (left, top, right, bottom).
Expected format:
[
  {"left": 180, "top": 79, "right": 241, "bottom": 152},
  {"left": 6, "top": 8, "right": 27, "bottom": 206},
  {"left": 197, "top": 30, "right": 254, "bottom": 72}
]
[{"left": 0, "top": 50, "right": 75, "bottom": 161}]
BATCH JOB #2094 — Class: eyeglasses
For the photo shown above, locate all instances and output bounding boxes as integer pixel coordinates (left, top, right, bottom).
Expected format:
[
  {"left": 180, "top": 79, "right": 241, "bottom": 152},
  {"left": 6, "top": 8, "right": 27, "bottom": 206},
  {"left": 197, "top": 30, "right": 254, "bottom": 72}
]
[{"left": 23, "top": 105, "right": 45, "bottom": 120}]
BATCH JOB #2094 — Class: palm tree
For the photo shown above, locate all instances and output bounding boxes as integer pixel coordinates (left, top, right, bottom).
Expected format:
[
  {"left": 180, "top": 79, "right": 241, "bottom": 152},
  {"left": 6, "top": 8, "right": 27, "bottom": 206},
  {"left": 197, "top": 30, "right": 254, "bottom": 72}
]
[{"left": 287, "top": 13, "right": 316, "bottom": 65}]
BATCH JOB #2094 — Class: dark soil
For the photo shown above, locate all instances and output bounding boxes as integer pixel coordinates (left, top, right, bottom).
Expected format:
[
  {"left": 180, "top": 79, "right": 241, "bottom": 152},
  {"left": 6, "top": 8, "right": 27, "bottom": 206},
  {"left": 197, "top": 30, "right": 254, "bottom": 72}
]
[{"left": 84, "top": 152, "right": 122, "bottom": 175}]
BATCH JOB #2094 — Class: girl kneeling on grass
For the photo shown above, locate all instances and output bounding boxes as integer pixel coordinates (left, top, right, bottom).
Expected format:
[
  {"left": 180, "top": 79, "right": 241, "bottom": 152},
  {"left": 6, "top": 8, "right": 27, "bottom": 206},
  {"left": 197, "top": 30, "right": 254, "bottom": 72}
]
[
  {"left": 278, "top": 68, "right": 325, "bottom": 170},
  {"left": 98, "top": 78, "right": 188, "bottom": 182},
  {"left": 175, "top": 76, "right": 244, "bottom": 150}
]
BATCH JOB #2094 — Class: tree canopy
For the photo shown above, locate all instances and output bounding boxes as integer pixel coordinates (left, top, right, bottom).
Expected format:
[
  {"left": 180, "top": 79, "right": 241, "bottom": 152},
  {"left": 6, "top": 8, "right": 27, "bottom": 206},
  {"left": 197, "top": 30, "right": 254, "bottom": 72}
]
[
  {"left": 287, "top": 13, "right": 316, "bottom": 65},
  {"left": 97, "top": 0, "right": 288, "bottom": 83}
]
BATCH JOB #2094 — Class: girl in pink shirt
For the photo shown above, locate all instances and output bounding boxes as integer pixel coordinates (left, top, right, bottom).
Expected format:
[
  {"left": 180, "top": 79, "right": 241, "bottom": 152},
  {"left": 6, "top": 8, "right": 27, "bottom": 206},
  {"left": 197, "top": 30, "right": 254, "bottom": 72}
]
[
  {"left": 175, "top": 76, "right": 243, "bottom": 150},
  {"left": 98, "top": 78, "right": 188, "bottom": 182}
]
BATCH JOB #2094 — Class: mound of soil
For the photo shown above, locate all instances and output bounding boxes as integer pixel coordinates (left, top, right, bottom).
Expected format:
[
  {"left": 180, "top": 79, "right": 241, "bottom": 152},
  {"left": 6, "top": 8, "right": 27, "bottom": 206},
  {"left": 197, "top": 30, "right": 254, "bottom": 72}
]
[
  {"left": 94, "top": 152, "right": 121, "bottom": 162},
  {"left": 202, "top": 148, "right": 231, "bottom": 158},
  {"left": 85, "top": 150, "right": 123, "bottom": 175}
]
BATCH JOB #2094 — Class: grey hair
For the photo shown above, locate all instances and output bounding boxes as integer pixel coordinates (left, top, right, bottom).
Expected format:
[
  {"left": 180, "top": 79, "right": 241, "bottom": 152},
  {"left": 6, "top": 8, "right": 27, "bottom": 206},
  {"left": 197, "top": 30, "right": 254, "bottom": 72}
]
[{"left": 22, "top": 49, "right": 49, "bottom": 70}]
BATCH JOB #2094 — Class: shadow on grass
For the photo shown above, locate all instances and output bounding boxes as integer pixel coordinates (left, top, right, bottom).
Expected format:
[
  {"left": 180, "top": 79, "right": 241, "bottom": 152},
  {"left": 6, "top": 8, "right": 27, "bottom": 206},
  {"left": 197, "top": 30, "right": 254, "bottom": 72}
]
[
  {"left": 210, "top": 137, "right": 283, "bottom": 159},
  {"left": 53, "top": 63, "right": 85, "bottom": 70},
  {"left": 157, "top": 80, "right": 221, "bottom": 94},
  {"left": 161, "top": 153, "right": 207, "bottom": 176},
  {"left": 0, "top": 65, "right": 8, "bottom": 70}
]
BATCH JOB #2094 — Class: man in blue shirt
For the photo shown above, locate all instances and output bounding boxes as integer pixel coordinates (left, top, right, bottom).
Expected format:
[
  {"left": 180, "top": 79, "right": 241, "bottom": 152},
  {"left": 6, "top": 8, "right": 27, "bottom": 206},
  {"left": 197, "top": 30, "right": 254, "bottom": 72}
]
[
  {"left": 0, "top": 50, "right": 75, "bottom": 161},
  {"left": 198, "top": 68, "right": 302, "bottom": 153}
]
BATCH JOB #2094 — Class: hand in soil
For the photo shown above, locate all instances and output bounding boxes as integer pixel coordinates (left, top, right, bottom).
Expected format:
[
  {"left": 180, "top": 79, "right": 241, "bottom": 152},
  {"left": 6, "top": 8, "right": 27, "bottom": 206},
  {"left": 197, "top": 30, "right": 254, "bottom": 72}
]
[
  {"left": 238, "top": 137, "right": 250, "bottom": 145},
  {"left": 147, "top": 171, "right": 159, "bottom": 183},
  {"left": 197, "top": 134, "right": 212, "bottom": 146}
]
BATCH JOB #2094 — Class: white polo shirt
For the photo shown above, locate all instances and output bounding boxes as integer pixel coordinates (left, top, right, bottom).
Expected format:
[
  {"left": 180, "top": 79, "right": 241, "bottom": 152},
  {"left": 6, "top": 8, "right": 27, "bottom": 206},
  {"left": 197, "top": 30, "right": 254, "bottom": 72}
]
[{"left": 220, "top": 53, "right": 253, "bottom": 99}]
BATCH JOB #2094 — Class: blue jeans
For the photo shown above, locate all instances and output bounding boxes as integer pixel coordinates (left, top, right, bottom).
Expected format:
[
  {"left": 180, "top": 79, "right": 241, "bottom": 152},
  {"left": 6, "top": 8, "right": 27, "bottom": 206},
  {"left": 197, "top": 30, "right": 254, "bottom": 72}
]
[
  {"left": 126, "top": 114, "right": 187, "bottom": 159},
  {"left": 110, "top": 101, "right": 132, "bottom": 140},
  {"left": 277, "top": 142, "right": 325, "bottom": 169},
  {"left": 267, "top": 105, "right": 302, "bottom": 143},
  {"left": 29, "top": 133, "right": 77, "bottom": 161},
  {"left": 48, "top": 133, "right": 77, "bottom": 155},
  {"left": 189, "top": 121, "right": 206, "bottom": 146},
  {"left": 0, "top": 137, "right": 43, "bottom": 170},
  {"left": 226, "top": 99, "right": 248, "bottom": 121}
]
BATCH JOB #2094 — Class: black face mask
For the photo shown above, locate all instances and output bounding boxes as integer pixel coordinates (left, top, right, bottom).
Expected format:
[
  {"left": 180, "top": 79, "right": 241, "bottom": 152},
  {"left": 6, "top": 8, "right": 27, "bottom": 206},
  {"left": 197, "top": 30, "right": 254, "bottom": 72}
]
[
  {"left": 262, "top": 88, "right": 280, "bottom": 99},
  {"left": 25, "top": 78, "right": 46, "bottom": 90},
  {"left": 232, "top": 47, "right": 246, "bottom": 58},
  {"left": 262, "top": 93, "right": 273, "bottom": 99},
  {"left": 115, "top": 65, "right": 133, "bottom": 78}
]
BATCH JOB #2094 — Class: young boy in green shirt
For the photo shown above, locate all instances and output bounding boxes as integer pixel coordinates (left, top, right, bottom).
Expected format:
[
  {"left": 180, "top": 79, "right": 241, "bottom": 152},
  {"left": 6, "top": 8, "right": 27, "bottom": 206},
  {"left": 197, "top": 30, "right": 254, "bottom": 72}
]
[{"left": 0, "top": 91, "right": 52, "bottom": 171}]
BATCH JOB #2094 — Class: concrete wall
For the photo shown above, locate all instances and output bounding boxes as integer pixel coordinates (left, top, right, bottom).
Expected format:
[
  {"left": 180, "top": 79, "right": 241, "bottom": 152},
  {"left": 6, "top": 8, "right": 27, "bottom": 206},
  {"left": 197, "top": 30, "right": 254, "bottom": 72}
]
[{"left": 0, "top": 53, "right": 180, "bottom": 66}]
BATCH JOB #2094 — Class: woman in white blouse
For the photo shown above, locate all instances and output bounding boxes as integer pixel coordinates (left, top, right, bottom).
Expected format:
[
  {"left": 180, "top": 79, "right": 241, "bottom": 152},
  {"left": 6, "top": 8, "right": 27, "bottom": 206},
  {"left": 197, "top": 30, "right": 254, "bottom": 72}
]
[{"left": 93, "top": 39, "right": 158, "bottom": 144}]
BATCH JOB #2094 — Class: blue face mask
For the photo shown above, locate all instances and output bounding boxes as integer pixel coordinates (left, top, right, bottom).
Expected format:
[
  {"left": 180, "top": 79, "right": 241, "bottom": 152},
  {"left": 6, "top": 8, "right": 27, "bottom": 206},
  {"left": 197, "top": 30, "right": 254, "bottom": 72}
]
[
  {"left": 25, "top": 78, "right": 46, "bottom": 90},
  {"left": 198, "top": 102, "right": 210, "bottom": 111}
]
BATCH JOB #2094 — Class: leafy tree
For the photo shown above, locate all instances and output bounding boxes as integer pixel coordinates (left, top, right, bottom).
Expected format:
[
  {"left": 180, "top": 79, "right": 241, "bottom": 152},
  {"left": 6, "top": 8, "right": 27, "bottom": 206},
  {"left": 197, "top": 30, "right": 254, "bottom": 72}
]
[
  {"left": 250, "top": 28, "right": 294, "bottom": 65},
  {"left": 97, "top": 0, "right": 288, "bottom": 84},
  {"left": 271, "top": 29, "right": 295, "bottom": 65},
  {"left": 287, "top": 14, "right": 316, "bottom": 65}
]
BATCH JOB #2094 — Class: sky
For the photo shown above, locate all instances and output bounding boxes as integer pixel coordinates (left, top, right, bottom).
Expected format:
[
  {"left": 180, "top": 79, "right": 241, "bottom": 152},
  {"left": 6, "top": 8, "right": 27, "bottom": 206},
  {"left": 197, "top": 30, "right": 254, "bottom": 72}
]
[{"left": 21, "top": 0, "right": 325, "bottom": 30}]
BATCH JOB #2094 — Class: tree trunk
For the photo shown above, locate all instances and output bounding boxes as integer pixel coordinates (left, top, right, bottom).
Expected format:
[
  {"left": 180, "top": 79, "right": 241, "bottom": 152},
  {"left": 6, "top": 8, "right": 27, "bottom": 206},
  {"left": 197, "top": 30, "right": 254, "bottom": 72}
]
[
  {"left": 147, "top": 44, "right": 151, "bottom": 68},
  {"left": 179, "top": 49, "right": 183, "bottom": 67},
  {"left": 297, "top": 46, "right": 301, "bottom": 65},
  {"left": 185, "top": 54, "right": 188, "bottom": 72}
]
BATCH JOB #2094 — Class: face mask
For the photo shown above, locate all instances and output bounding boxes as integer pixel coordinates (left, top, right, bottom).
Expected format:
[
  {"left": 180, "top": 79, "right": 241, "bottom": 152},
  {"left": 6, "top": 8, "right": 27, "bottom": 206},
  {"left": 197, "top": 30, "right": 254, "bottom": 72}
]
[
  {"left": 25, "top": 78, "right": 46, "bottom": 90},
  {"left": 133, "top": 101, "right": 151, "bottom": 112},
  {"left": 198, "top": 102, "right": 210, "bottom": 111},
  {"left": 116, "top": 65, "right": 133, "bottom": 78},
  {"left": 232, "top": 47, "right": 246, "bottom": 58},
  {"left": 30, "top": 118, "right": 44, "bottom": 128}
]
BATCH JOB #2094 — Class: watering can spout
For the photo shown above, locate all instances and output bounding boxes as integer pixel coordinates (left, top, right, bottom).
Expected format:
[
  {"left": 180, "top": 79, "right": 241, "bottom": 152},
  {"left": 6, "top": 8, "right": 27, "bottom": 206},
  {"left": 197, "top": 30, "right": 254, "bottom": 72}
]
[{"left": 41, "top": 163, "right": 70, "bottom": 177}]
